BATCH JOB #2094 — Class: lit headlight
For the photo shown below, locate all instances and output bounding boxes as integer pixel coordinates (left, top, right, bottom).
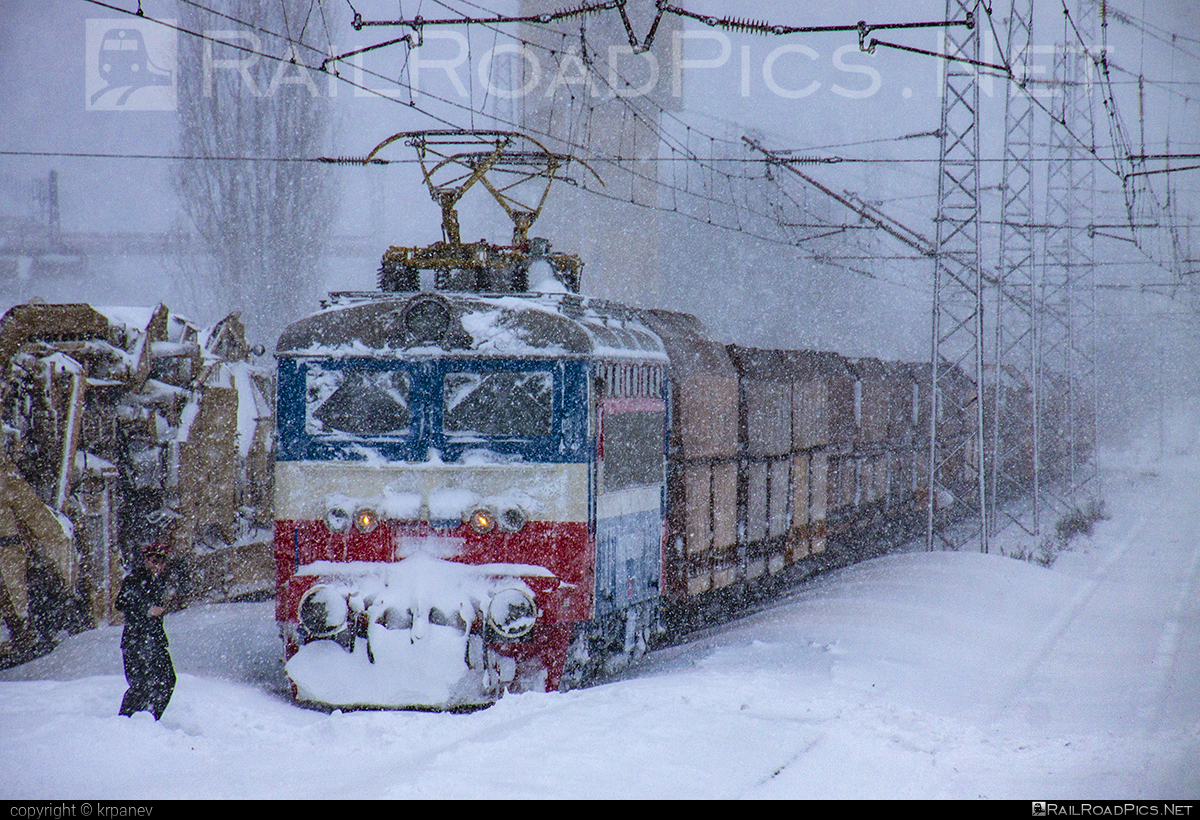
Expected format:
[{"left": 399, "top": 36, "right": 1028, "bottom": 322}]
[
  {"left": 298, "top": 585, "right": 348, "bottom": 639},
  {"left": 325, "top": 507, "right": 350, "bottom": 533},
  {"left": 467, "top": 507, "right": 496, "bottom": 534},
  {"left": 353, "top": 507, "right": 379, "bottom": 533},
  {"left": 498, "top": 506, "right": 527, "bottom": 533},
  {"left": 487, "top": 588, "right": 537, "bottom": 639}
]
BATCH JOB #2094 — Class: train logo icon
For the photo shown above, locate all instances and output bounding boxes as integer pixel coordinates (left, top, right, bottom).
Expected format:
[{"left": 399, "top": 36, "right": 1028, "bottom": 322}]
[{"left": 86, "top": 19, "right": 177, "bottom": 110}]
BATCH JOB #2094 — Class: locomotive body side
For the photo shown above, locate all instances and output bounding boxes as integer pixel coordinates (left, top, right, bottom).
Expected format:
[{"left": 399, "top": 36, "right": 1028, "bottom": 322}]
[
  {"left": 273, "top": 291, "right": 668, "bottom": 708},
  {"left": 591, "top": 358, "right": 668, "bottom": 631}
]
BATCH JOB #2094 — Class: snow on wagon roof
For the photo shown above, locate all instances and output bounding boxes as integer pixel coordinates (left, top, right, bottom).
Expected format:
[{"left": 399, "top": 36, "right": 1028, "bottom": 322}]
[{"left": 276, "top": 292, "right": 668, "bottom": 361}]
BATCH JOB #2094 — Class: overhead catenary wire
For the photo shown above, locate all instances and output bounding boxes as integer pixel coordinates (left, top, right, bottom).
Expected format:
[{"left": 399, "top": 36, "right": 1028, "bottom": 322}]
[
  {"left": 324, "top": 0, "right": 974, "bottom": 211},
  {"left": 75, "top": 0, "right": 797, "bottom": 253},
  {"left": 394, "top": 0, "right": 1197, "bottom": 282},
  {"left": 345, "top": 0, "right": 1166, "bottom": 187},
  {"left": 0, "top": 149, "right": 393, "bottom": 163},
  {"left": 407, "top": 0, "right": 857, "bottom": 250},
  {"left": 422, "top": 0, "right": 1171, "bottom": 266},
  {"left": 63, "top": 0, "right": 1199, "bottom": 298}
]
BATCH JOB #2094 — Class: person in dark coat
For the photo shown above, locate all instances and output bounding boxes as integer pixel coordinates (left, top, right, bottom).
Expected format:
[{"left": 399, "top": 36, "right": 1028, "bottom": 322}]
[{"left": 116, "top": 543, "right": 176, "bottom": 719}]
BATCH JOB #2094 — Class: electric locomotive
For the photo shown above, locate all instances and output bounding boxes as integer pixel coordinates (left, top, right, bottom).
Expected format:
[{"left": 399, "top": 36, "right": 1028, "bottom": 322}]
[
  {"left": 274, "top": 132, "right": 668, "bottom": 708},
  {"left": 273, "top": 130, "right": 997, "bottom": 710}
]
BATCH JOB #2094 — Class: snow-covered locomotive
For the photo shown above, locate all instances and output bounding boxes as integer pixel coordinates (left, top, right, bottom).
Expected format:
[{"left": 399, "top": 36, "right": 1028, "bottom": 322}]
[
  {"left": 274, "top": 132, "right": 677, "bottom": 707},
  {"left": 274, "top": 286, "right": 671, "bottom": 707},
  {"left": 273, "top": 131, "right": 998, "bottom": 709}
]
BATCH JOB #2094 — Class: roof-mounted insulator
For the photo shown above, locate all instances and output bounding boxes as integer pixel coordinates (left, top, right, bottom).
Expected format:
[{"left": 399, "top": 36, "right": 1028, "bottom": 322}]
[
  {"left": 717, "top": 16, "right": 773, "bottom": 35},
  {"left": 317, "top": 156, "right": 389, "bottom": 165}
]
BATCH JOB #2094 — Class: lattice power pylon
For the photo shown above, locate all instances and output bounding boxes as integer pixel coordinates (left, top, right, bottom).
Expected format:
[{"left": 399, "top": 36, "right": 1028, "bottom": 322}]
[
  {"left": 990, "top": 0, "right": 1040, "bottom": 537},
  {"left": 928, "top": 0, "right": 988, "bottom": 551},
  {"left": 1040, "top": 2, "right": 1099, "bottom": 514}
]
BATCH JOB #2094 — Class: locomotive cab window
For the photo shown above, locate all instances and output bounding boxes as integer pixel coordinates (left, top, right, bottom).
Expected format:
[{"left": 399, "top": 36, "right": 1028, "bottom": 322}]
[
  {"left": 602, "top": 411, "right": 665, "bottom": 491},
  {"left": 306, "top": 365, "right": 412, "bottom": 438},
  {"left": 443, "top": 370, "right": 554, "bottom": 439}
]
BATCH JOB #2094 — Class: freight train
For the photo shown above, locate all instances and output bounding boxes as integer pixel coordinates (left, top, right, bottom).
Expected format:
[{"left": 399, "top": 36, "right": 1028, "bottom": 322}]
[{"left": 272, "top": 131, "right": 1053, "bottom": 709}]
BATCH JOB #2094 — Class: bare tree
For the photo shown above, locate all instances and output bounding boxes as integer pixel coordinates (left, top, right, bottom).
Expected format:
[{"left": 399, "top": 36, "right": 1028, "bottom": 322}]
[{"left": 175, "top": 0, "right": 337, "bottom": 342}]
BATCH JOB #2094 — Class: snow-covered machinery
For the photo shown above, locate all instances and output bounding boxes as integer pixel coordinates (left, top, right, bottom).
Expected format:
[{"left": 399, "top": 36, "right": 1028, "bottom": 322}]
[{"left": 0, "top": 302, "right": 274, "bottom": 661}]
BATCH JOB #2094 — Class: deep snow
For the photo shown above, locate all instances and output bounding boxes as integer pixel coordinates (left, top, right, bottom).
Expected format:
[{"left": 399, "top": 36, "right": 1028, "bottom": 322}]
[{"left": 1, "top": 434, "right": 1198, "bottom": 798}]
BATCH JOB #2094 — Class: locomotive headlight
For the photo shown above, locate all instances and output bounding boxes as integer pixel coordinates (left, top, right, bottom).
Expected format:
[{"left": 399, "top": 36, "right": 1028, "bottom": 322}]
[
  {"left": 467, "top": 507, "right": 497, "bottom": 534},
  {"left": 353, "top": 507, "right": 379, "bottom": 533},
  {"left": 402, "top": 294, "right": 452, "bottom": 343},
  {"left": 487, "top": 588, "right": 538, "bottom": 639},
  {"left": 325, "top": 507, "right": 351, "bottom": 533},
  {"left": 498, "top": 506, "right": 527, "bottom": 533},
  {"left": 299, "top": 585, "right": 348, "bottom": 639}
]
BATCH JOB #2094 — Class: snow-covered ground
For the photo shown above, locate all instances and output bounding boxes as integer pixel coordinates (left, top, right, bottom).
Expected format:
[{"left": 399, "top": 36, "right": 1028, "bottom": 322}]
[{"left": 2, "top": 432, "right": 1198, "bottom": 798}]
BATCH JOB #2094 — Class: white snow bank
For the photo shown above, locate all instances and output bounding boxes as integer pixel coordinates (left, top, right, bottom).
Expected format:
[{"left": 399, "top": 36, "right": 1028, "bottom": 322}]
[{"left": 2, "top": 444, "right": 1198, "bottom": 797}]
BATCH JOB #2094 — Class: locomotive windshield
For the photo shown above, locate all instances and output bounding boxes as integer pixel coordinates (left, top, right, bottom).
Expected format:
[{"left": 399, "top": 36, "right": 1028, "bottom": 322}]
[
  {"left": 443, "top": 370, "right": 553, "bottom": 439},
  {"left": 306, "top": 365, "right": 412, "bottom": 437},
  {"left": 280, "top": 355, "right": 588, "bottom": 463}
]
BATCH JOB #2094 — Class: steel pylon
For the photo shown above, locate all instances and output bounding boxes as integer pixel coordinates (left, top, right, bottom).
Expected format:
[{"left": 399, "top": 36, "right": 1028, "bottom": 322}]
[
  {"left": 989, "top": 0, "right": 1040, "bottom": 538},
  {"left": 1040, "top": 2, "right": 1099, "bottom": 515},
  {"left": 928, "top": 0, "right": 988, "bottom": 552}
]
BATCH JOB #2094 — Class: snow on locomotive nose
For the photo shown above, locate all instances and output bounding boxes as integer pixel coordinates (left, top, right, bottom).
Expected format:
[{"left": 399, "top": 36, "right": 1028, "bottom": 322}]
[{"left": 287, "top": 550, "right": 552, "bottom": 708}]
